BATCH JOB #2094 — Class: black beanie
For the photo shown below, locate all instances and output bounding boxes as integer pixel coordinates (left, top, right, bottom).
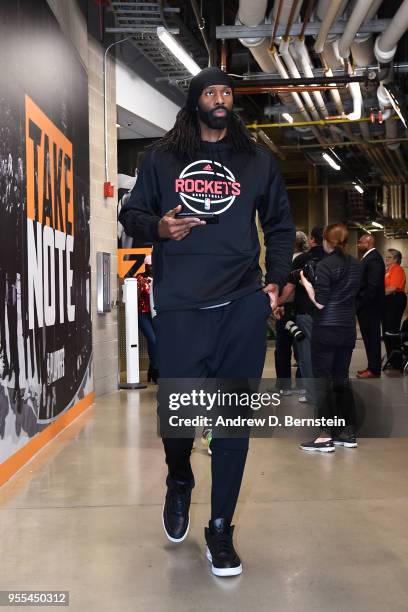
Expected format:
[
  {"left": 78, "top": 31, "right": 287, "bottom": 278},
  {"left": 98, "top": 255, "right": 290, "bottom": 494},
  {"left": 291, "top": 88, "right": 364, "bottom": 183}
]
[{"left": 186, "top": 67, "right": 234, "bottom": 110}]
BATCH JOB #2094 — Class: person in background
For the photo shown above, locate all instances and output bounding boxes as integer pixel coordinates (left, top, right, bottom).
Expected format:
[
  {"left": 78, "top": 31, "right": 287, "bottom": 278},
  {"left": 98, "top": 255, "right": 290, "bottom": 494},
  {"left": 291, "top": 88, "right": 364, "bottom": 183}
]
[
  {"left": 356, "top": 234, "right": 385, "bottom": 379},
  {"left": 383, "top": 249, "right": 407, "bottom": 369},
  {"left": 298, "top": 223, "right": 361, "bottom": 452},
  {"left": 278, "top": 227, "right": 326, "bottom": 402},
  {"left": 274, "top": 231, "right": 309, "bottom": 394},
  {"left": 137, "top": 255, "right": 158, "bottom": 383}
]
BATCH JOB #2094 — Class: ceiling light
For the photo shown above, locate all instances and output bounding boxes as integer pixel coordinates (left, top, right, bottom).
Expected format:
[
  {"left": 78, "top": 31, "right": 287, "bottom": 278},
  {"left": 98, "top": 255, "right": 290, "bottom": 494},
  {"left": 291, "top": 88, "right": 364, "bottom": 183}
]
[
  {"left": 322, "top": 152, "right": 341, "bottom": 171},
  {"left": 372, "top": 221, "right": 384, "bottom": 228},
  {"left": 282, "top": 112, "right": 294, "bottom": 123},
  {"left": 157, "top": 27, "right": 201, "bottom": 76},
  {"left": 354, "top": 184, "right": 364, "bottom": 194}
]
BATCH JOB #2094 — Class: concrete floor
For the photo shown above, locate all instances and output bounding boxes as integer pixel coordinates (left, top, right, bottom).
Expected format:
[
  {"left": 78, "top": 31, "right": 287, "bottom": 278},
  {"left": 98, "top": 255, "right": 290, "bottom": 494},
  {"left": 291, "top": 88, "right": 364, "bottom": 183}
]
[{"left": 1, "top": 340, "right": 408, "bottom": 611}]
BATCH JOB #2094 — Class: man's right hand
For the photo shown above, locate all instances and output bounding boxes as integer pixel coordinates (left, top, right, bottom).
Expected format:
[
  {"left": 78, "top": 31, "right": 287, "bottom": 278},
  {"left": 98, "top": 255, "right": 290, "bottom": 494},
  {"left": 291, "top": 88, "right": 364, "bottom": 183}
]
[{"left": 158, "top": 205, "right": 205, "bottom": 241}]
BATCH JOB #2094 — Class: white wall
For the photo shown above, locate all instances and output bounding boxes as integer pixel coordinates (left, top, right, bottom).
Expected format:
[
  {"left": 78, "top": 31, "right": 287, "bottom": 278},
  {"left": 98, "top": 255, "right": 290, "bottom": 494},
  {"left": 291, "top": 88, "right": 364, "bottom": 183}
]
[{"left": 116, "top": 60, "right": 181, "bottom": 134}]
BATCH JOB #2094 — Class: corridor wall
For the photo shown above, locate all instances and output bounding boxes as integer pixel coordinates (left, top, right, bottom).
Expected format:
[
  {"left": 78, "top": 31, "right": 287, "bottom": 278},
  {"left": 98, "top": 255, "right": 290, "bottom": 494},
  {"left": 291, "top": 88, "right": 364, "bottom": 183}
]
[{"left": 0, "top": 0, "right": 94, "bottom": 481}]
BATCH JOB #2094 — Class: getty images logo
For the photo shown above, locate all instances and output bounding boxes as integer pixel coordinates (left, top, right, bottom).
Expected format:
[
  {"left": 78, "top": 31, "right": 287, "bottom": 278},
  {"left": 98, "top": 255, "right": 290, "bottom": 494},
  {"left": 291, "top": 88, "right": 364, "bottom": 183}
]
[{"left": 174, "top": 159, "right": 241, "bottom": 215}]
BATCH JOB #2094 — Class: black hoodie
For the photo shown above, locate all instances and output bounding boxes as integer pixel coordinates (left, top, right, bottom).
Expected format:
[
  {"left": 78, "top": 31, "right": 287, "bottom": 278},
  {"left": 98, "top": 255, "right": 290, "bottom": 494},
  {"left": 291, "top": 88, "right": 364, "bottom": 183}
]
[{"left": 119, "top": 139, "right": 295, "bottom": 312}]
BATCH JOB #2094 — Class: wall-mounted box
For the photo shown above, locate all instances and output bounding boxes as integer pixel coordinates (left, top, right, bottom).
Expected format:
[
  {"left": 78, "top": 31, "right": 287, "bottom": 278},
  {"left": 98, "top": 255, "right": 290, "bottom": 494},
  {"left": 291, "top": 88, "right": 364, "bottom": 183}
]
[{"left": 97, "top": 252, "right": 111, "bottom": 314}]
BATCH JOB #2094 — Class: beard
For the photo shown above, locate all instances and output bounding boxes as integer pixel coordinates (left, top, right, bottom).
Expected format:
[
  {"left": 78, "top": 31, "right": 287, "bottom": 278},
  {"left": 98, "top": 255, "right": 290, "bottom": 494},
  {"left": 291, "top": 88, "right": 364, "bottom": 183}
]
[{"left": 197, "top": 104, "right": 232, "bottom": 129}]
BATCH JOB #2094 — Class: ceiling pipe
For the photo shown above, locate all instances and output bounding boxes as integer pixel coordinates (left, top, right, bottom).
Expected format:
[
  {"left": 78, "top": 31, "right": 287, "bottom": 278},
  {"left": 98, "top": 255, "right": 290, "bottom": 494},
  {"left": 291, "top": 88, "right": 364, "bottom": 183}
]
[
  {"left": 350, "top": 0, "right": 383, "bottom": 67},
  {"left": 375, "top": 0, "right": 408, "bottom": 66},
  {"left": 235, "top": 75, "right": 368, "bottom": 86},
  {"left": 269, "top": 50, "right": 311, "bottom": 122},
  {"left": 382, "top": 184, "right": 388, "bottom": 217},
  {"left": 350, "top": 35, "right": 375, "bottom": 68},
  {"left": 316, "top": 4, "right": 348, "bottom": 121},
  {"left": 347, "top": 81, "right": 363, "bottom": 121},
  {"left": 299, "top": 0, "right": 316, "bottom": 39},
  {"left": 279, "top": 40, "right": 321, "bottom": 120},
  {"left": 271, "top": 0, "right": 302, "bottom": 28},
  {"left": 317, "top": 3, "right": 375, "bottom": 178},
  {"left": 335, "top": 0, "right": 370, "bottom": 123},
  {"left": 316, "top": 0, "right": 349, "bottom": 23},
  {"left": 238, "top": 0, "right": 268, "bottom": 29},
  {"left": 292, "top": 37, "right": 342, "bottom": 143},
  {"left": 270, "top": 0, "right": 285, "bottom": 48},
  {"left": 246, "top": 116, "right": 378, "bottom": 129},
  {"left": 268, "top": 50, "right": 326, "bottom": 142},
  {"left": 292, "top": 40, "right": 329, "bottom": 118},
  {"left": 236, "top": 0, "right": 275, "bottom": 71},
  {"left": 236, "top": 0, "right": 311, "bottom": 136},
  {"left": 268, "top": 0, "right": 317, "bottom": 140},
  {"left": 377, "top": 83, "right": 393, "bottom": 120},
  {"left": 276, "top": 136, "right": 408, "bottom": 148},
  {"left": 256, "top": 129, "right": 286, "bottom": 159},
  {"left": 281, "top": 0, "right": 302, "bottom": 39},
  {"left": 338, "top": 0, "right": 377, "bottom": 60},
  {"left": 235, "top": 85, "right": 345, "bottom": 93},
  {"left": 275, "top": 1, "right": 333, "bottom": 138},
  {"left": 385, "top": 118, "right": 400, "bottom": 150},
  {"left": 374, "top": 1, "right": 408, "bottom": 152},
  {"left": 314, "top": 0, "right": 348, "bottom": 54}
]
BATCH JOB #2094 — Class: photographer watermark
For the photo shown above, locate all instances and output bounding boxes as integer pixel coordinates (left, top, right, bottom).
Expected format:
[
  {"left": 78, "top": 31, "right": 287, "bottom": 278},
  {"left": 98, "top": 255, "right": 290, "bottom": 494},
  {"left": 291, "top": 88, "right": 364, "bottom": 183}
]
[{"left": 157, "top": 378, "right": 408, "bottom": 438}]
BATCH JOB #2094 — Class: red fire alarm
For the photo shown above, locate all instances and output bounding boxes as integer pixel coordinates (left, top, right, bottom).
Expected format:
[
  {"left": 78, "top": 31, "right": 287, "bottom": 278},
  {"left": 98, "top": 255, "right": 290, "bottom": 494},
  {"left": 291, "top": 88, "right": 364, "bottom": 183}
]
[{"left": 104, "top": 181, "right": 114, "bottom": 198}]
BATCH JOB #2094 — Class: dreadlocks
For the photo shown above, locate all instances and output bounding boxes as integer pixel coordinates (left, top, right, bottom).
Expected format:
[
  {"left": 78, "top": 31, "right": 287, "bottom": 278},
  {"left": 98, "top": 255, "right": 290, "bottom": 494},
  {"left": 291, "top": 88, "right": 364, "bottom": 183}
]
[{"left": 153, "top": 107, "right": 257, "bottom": 160}]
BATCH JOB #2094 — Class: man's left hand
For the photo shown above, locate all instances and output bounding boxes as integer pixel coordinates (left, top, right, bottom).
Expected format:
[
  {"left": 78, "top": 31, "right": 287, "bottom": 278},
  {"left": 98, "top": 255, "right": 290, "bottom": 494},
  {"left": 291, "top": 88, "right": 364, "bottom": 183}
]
[{"left": 263, "top": 283, "right": 279, "bottom": 311}]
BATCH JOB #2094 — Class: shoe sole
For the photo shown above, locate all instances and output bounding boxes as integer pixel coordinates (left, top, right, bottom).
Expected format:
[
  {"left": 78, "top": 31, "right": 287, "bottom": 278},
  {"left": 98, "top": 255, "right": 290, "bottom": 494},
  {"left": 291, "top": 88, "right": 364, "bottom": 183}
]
[
  {"left": 299, "top": 446, "right": 335, "bottom": 453},
  {"left": 333, "top": 441, "right": 358, "bottom": 448},
  {"left": 206, "top": 548, "right": 242, "bottom": 577},
  {"left": 356, "top": 374, "right": 380, "bottom": 379},
  {"left": 162, "top": 505, "right": 190, "bottom": 543}
]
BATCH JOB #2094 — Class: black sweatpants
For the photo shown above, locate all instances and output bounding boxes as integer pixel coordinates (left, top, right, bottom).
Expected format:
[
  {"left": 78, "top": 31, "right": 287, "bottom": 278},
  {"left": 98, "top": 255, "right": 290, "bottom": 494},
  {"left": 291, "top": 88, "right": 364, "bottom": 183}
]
[{"left": 154, "top": 289, "right": 271, "bottom": 522}]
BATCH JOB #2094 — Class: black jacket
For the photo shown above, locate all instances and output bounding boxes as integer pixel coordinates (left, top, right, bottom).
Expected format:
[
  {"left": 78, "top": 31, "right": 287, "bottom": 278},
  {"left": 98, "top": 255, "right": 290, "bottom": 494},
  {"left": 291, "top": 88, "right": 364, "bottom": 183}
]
[
  {"left": 119, "top": 140, "right": 295, "bottom": 311},
  {"left": 313, "top": 252, "right": 361, "bottom": 328},
  {"left": 292, "top": 245, "right": 326, "bottom": 315},
  {"left": 356, "top": 249, "right": 385, "bottom": 313}
]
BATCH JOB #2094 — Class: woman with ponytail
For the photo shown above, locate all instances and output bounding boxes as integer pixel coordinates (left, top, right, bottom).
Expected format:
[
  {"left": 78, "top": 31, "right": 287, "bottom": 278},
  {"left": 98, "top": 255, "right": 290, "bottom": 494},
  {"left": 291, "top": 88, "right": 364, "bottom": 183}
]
[{"left": 298, "top": 223, "right": 362, "bottom": 452}]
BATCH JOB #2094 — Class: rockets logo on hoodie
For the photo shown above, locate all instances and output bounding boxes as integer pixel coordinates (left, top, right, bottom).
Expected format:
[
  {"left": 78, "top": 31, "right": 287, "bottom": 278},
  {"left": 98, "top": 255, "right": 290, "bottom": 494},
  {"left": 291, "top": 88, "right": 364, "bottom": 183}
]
[{"left": 174, "top": 159, "right": 241, "bottom": 215}]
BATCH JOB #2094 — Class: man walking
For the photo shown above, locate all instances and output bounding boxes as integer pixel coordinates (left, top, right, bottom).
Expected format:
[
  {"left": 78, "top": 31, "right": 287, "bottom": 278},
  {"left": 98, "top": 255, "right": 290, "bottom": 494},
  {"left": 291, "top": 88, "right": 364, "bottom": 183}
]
[
  {"left": 356, "top": 233, "right": 385, "bottom": 378},
  {"left": 119, "top": 67, "right": 294, "bottom": 576}
]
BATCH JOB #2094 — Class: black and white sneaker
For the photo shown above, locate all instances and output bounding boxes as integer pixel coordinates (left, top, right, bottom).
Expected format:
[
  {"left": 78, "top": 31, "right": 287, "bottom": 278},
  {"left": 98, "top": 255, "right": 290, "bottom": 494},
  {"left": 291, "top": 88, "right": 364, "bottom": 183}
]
[
  {"left": 162, "top": 479, "right": 192, "bottom": 543},
  {"left": 333, "top": 436, "right": 358, "bottom": 448},
  {"left": 205, "top": 518, "right": 242, "bottom": 577},
  {"left": 299, "top": 439, "right": 335, "bottom": 452}
]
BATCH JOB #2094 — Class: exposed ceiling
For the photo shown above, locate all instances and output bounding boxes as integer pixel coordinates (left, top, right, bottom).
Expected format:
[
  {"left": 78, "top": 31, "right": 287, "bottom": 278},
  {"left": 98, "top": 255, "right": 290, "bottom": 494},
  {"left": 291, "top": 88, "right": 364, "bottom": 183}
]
[{"left": 104, "top": 0, "right": 408, "bottom": 233}]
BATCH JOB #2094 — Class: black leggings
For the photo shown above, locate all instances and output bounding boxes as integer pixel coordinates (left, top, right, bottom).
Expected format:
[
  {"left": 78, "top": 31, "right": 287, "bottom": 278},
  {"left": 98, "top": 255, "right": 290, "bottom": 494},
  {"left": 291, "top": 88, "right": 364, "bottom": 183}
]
[{"left": 311, "top": 326, "right": 356, "bottom": 437}]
